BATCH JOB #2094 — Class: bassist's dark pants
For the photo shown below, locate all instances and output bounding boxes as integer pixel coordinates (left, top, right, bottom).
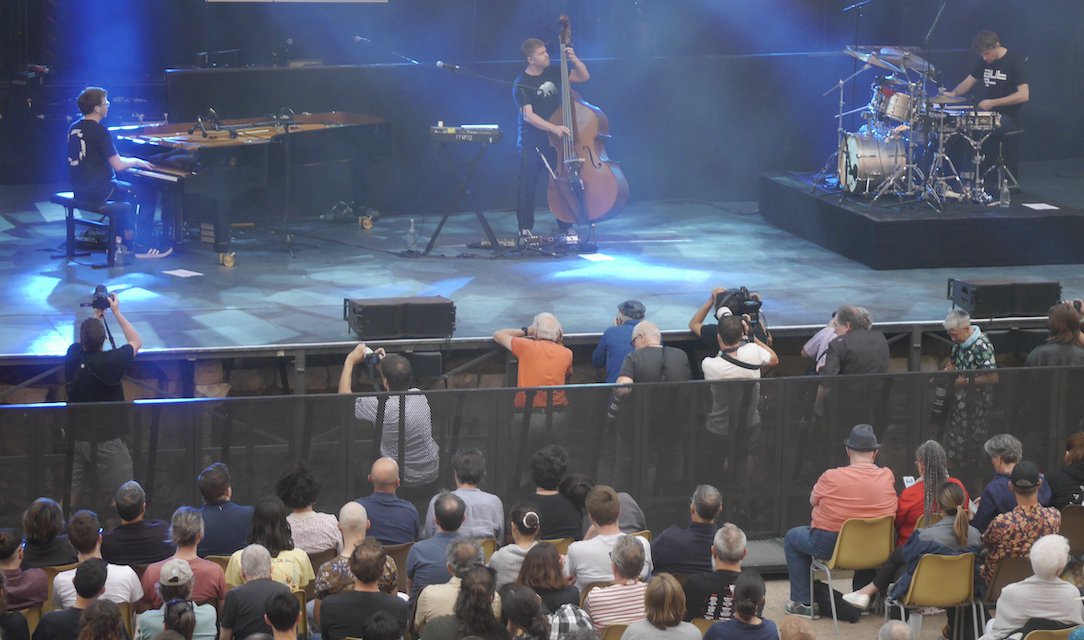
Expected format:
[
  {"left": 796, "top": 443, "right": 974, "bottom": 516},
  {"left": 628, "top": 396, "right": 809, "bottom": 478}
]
[{"left": 517, "top": 144, "right": 571, "bottom": 233}]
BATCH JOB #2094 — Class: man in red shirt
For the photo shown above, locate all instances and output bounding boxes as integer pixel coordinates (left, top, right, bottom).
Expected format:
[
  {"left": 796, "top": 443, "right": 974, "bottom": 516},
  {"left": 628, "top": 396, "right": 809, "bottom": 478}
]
[{"left": 782, "top": 424, "right": 898, "bottom": 617}]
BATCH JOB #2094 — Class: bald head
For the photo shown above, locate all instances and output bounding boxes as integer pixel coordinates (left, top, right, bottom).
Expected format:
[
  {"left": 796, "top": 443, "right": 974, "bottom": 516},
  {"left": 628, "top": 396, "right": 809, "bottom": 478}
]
[
  {"left": 631, "top": 321, "right": 662, "bottom": 347},
  {"left": 370, "top": 458, "right": 400, "bottom": 492},
  {"left": 340, "top": 502, "right": 368, "bottom": 535}
]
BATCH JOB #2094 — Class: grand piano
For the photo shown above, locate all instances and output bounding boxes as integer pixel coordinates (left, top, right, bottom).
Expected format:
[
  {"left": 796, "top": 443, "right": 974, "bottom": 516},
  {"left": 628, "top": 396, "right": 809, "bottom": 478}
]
[{"left": 112, "top": 112, "right": 389, "bottom": 261}]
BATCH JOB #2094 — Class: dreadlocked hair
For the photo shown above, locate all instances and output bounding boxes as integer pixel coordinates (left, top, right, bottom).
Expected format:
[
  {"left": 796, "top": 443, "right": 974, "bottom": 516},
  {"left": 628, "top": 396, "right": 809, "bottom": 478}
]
[{"left": 916, "top": 440, "right": 948, "bottom": 527}]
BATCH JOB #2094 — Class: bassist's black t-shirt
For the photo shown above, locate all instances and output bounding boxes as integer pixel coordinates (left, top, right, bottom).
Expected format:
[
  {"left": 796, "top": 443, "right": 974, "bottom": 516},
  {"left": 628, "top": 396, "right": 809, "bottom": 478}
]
[{"left": 514, "top": 65, "right": 563, "bottom": 152}]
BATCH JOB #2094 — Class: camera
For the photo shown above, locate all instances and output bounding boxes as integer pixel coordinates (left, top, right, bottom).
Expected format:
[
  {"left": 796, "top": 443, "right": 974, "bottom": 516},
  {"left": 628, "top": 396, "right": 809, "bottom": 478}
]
[
  {"left": 91, "top": 285, "right": 111, "bottom": 311},
  {"left": 714, "top": 286, "right": 762, "bottom": 328}
]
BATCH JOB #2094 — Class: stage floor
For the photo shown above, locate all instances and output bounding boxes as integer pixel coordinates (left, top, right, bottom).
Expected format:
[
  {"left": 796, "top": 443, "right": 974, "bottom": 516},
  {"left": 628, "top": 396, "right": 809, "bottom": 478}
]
[{"left": 1, "top": 159, "right": 1082, "bottom": 358}]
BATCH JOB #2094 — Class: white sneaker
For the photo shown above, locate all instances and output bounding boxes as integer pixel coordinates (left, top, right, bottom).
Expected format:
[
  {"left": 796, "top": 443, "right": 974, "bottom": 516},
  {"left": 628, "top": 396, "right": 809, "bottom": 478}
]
[{"left": 842, "top": 592, "right": 870, "bottom": 610}]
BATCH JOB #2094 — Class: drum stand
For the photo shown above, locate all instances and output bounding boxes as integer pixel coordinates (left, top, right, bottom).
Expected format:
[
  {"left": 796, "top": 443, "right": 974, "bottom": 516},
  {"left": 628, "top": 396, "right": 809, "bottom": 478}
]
[
  {"left": 812, "top": 65, "right": 872, "bottom": 194},
  {"left": 925, "top": 115, "right": 966, "bottom": 205}
]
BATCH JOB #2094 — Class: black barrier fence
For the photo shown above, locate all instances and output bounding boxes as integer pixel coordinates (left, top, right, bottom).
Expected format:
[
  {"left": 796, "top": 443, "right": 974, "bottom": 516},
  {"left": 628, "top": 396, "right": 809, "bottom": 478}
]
[{"left": 1, "top": 366, "right": 1082, "bottom": 539}]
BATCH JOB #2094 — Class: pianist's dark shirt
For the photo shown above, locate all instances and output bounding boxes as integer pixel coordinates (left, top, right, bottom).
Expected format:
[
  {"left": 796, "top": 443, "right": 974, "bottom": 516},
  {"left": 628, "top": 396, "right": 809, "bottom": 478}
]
[{"left": 67, "top": 118, "right": 118, "bottom": 202}]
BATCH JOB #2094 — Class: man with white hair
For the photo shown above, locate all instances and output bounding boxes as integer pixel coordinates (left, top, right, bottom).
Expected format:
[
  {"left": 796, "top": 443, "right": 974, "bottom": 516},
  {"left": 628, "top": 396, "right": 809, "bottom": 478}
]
[
  {"left": 814, "top": 305, "right": 890, "bottom": 435},
  {"left": 682, "top": 522, "right": 746, "bottom": 622},
  {"left": 879, "top": 620, "right": 914, "bottom": 640},
  {"left": 312, "top": 502, "right": 398, "bottom": 624},
  {"left": 494, "top": 312, "right": 574, "bottom": 410},
  {"left": 220, "top": 545, "right": 292, "bottom": 640},
  {"left": 942, "top": 309, "right": 998, "bottom": 470},
  {"left": 979, "top": 534, "right": 1083, "bottom": 640}
]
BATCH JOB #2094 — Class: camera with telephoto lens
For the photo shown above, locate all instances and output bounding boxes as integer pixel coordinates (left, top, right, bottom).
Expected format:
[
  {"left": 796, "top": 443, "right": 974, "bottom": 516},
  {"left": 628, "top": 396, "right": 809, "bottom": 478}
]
[
  {"left": 91, "top": 285, "right": 111, "bottom": 311},
  {"left": 714, "top": 286, "right": 762, "bottom": 328}
]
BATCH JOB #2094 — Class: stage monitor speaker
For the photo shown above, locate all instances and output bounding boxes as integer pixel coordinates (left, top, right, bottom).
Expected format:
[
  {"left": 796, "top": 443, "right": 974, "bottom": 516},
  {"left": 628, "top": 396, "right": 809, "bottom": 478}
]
[
  {"left": 343, "top": 296, "right": 455, "bottom": 339},
  {"left": 947, "top": 278, "right": 1061, "bottom": 318}
]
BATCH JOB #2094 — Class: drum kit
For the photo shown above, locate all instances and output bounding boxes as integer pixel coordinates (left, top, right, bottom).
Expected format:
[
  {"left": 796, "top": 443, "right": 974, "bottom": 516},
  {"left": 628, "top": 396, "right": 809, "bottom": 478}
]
[{"left": 814, "top": 45, "right": 1003, "bottom": 207}]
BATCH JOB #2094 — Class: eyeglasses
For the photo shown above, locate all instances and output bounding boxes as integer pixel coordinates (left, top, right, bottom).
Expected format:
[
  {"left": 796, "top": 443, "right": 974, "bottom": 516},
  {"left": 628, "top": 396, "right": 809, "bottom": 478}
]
[{"left": 629, "top": 335, "right": 641, "bottom": 347}]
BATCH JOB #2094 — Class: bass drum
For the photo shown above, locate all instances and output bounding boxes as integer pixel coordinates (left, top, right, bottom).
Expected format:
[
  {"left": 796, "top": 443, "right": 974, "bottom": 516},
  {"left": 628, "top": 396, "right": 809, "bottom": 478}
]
[{"left": 837, "top": 132, "right": 906, "bottom": 194}]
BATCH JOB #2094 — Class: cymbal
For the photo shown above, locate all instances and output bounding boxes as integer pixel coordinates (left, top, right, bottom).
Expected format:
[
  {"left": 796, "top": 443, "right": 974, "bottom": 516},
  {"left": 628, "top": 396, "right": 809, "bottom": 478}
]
[
  {"left": 929, "top": 94, "right": 967, "bottom": 104},
  {"left": 879, "top": 47, "right": 936, "bottom": 74},
  {"left": 844, "top": 48, "right": 904, "bottom": 74}
]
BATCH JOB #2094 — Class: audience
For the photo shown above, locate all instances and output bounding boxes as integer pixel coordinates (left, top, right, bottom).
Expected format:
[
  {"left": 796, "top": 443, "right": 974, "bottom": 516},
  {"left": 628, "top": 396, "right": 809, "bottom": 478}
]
[
  {"left": 814, "top": 306, "right": 890, "bottom": 431},
  {"left": 136, "top": 559, "right": 215, "bottom": 640},
  {"left": 1044, "top": 431, "right": 1084, "bottom": 510},
  {"left": 313, "top": 502, "right": 397, "bottom": 627},
  {"left": 416, "top": 537, "right": 502, "bottom": 630},
  {"left": 0, "top": 573, "right": 31, "bottom": 640},
  {"left": 418, "top": 565, "right": 509, "bottom": 640},
  {"left": 196, "top": 463, "right": 254, "bottom": 557},
  {"left": 219, "top": 545, "right": 291, "bottom": 640},
  {"left": 777, "top": 616, "right": 815, "bottom": 640},
  {"left": 566, "top": 486, "right": 652, "bottom": 590},
  {"left": 262, "top": 590, "right": 301, "bottom": 640},
  {"left": 489, "top": 504, "right": 541, "bottom": 588},
  {"left": 783, "top": 424, "right": 897, "bottom": 618},
  {"left": 318, "top": 539, "right": 409, "bottom": 640},
  {"left": 980, "top": 535, "right": 1083, "bottom": 640},
  {"left": 582, "top": 534, "right": 648, "bottom": 633},
  {"left": 703, "top": 572, "right": 776, "bottom": 640},
  {"left": 1025, "top": 303, "right": 1084, "bottom": 366},
  {"left": 52, "top": 510, "right": 142, "bottom": 608},
  {"left": 224, "top": 495, "right": 314, "bottom": 591},
  {"left": 355, "top": 457, "right": 420, "bottom": 545},
  {"left": 361, "top": 612, "right": 404, "bottom": 640},
  {"left": 500, "top": 582, "right": 593, "bottom": 640},
  {"left": 32, "top": 559, "right": 107, "bottom": 640},
  {"left": 593, "top": 300, "right": 646, "bottom": 384},
  {"left": 894, "top": 441, "right": 968, "bottom": 547},
  {"left": 516, "top": 542, "right": 580, "bottom": 615},
  {"left": 878, "top": 621, "right": 913, "bottom": 640},
  {"left": 423, "top": 449, "right": 504, "bottom": 542},
  {"left": 76, "top": 600, "right": 126, "bottom": 640},
  {"left": 942, "top": 309, "right": 999, "bottom": 471},
  {"left": 652, "top": 485, "right": 722, "bottom": 576},
  {"left": 621, "top": 574, "right": 701, "bottom": 640},
  {"left": 682, "top": 523, "right": 746, "bottom": 622},
  {"left": 274, "top": 463, "right": 342, "bottom": 555},
  {"left": 100, "top": 481, "right": 174, "bottom": 565},
  {"left": 0, "top": 528, "right": 47, "bottom": 610},
  {"left": 982, "top": 460, "right": 1061, "bottom": 586},
  {"left": 21, "top": 498, "right": 77, "bottom": 569},
  {"left": 141, "top": 507, "right": 227, "bottom": 608},
  {"left": 408, "top": 491, "right": 467, "bottom": 602},
  {"left": 525, "top": 447, "right": 582, "bottom": 541},
  {"left": 559, "top": 476, "right": 648, "bottom": 538},
  {"left": 972, "top": 435, "right": 1052, "bottom": 533}
]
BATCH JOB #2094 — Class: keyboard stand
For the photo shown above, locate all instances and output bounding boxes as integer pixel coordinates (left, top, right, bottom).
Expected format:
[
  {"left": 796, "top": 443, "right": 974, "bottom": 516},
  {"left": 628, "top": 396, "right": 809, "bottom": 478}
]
[{"left": 418, "top": 140, "right": 501, "bottom": 256}]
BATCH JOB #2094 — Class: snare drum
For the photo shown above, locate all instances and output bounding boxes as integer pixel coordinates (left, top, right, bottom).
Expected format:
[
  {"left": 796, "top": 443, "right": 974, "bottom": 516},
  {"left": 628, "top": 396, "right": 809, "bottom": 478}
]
[
  {"left": 870, "top": 78, "right": 914, "bottom": 123},
  {"left": 954, "top": 110, "right": 1002, "bottom": 131},
  {"left": 837, "top": 132, "right": 907, "bottom": 194}
]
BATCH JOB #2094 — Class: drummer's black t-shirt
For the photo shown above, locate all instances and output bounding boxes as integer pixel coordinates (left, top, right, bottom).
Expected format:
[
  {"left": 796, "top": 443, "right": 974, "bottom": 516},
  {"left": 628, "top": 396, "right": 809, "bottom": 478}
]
[
  {"left": 971, "top": 50, "right": 1027, "bottom": 124},
  {"left": 514, "top": 65, "right": 562, "bottom": 151}
]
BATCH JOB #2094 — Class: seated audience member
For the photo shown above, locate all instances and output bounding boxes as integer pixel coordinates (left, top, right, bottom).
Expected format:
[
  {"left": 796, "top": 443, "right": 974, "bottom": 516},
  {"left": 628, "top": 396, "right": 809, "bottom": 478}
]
[
  {"left": 137, "top": 560, "right": 215, "bottom": 640},
  {"left": 621, "top": 574, "right": 701, "bottom": 640},
  {"left": 0, "top": 573, "right": 31, "bottom": 640},
  {"left": 593, "top": 300, "right": 645, "bottom": 384},
  {"left": 702, "top": 572, "right": 776, "bottom": 640},
  {"left": 982, "top": 461, "right": 1061, "bottom": 586},
  {"left": 21, "top": 498, "right": 77, "bottom": 569},
  {"left": 354, "top": 457, "right": 420, "bottom": 546},
  {"left": 895, "top": 441, "right": 969, "bottom": 547},
  {"left": 418, "top": 565, "right": 509, "bottom": 640},
  {"left": 196, "top": 463, "right": 254, "bottom": 557},
  {"left": 973, "top": 435, "right": 1052, "bottom": 533},
  {"left": 490, "top": 504, "right": 541, "bottom": 588},
  {"left": 362, "top": 611, "right": 404, "bottom": 640},
  {"left": 32, "top": 559, "right": 107, "bottom": 640},
  {"left": 980, "top": 535, "right": 1083, "bottom": 640},
  {"left": 263, "top": 591, "right": 300, "bottom": 640},
  {"left": 77, "top": 600, "right": 126, "bottom": 640},
  {"left": 501, "top": 582, "right": 594, "bottom": 640},
  {"left": 275, "top": 462, "right": 342, "bottom": 555},
  {"left": 417, "top": 537, "right": 502, "bottom": 630},
  {"left": 318, "top": 539, "right": 408, "bottom": 640},
  {"left": 878, "top": 621, "right": 913, "bottom": 640},
  {"left": 652, "top": 485, "right": 722, "bottom": 576},
  {"left": 777, "top": 616, "right": 815, "bottom": 640},
  {"left": 516, "top": 543, "right": 579, "bottom": 615},
  {"left": 224, "top": 496, "right": 314, "bottom": 591},
  {"left": 1024, "top": 303, "right": 1084, "bottom": 366},
  {"left": 559, "top": 476, "right": 648, "bottom": 538},
  {"left": 526, "top": 447, "right": 582, "bottom": 541},
  {"left": 493, "top": 312, "right": 573, "bottom": 412},
  {"left": 582, "top": 535, "right": 648, "bottom": 633},
  {"left": 782, "top": 424, "right": 897, "bottom": 617},
  {"left": 1045, "top": 432, "right": 1084, "bottom": 510},
  {"left": 408, "top": 492, "right": 467, "bottom": 602},
  {"left": 683, "top": 523, "right": 746, "bottom": 622},
  {"left": 100, "top": 481, "right": 173, "bottom": 566},
  {"left": 566, "top": 486, "right": 652, "bottom": 591},
  {"left": 314, "top": 502, "right": 397, "bottom": 625},
  {"left": 423, "top": 449, "right": 504, "bottom": 541},
  {"left": 52, "top": 511, "right": 142, "bottom": 608},
  {"left": 141, "top": 507, "right": 227, "bottom": 608},
  {"left": 0, "top": 529, "right": 47, "bottom": 610},
  {"left": 844, "top": 482, "right": 980, "bottom": 609},
  {"left": 219, "top": 545, "right": 291, "bottom": 640}
]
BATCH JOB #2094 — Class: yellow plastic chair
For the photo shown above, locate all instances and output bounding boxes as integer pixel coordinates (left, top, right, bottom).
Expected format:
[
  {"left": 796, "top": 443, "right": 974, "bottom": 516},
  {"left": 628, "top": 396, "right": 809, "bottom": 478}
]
[
  {"left": 602, "top": 623, "right": 628, "bottom": 640},
  {"left": 580, "top": 581, "right": 614, "bottom": 607},
  {"left": 810, "top": 515, "right": 895, "bottom": 634},
  {"left": 206, "top": 555, "right": 232, "bottom": 572},
  {"left": 691, "top": 618, "right": 716, "bottom": 635},
  {"left": 886, "top": 553, "right": 979, "bottom": 640},
  {"left": 117, "top": 601, "right": 133, "bottom": 638},
  {"left": 1061, "top": 505, "right": 1084, "bottom": 557},
  {"left": 41, "top": 562, "right": 78, "bottom": 613},
  {"left": 630, "top": 530, "right": 652, "bottom": 543},
  {"left": 480, "top": 538, "right": 498, "bottom": 563},
  {"left": 293, "top": 590, "right": 307, "bottom": 637},
  {"left": 384, "top": 542, "right": 414, "bottom": 594},
  {"left": 540, "top": 538, "right": 573, "bottom": 555},
  {"left": 1022, "top": 627, "right": 1082, "bottom": 640},
  {"left": 980, "top": 555, "right": 1033, "bottom": 624},
  {"left": 20, "top": 607, "right": 43, "bottom": 634},
  {"left": 914, "top": 513, "right": 944, "bottom": 530}
]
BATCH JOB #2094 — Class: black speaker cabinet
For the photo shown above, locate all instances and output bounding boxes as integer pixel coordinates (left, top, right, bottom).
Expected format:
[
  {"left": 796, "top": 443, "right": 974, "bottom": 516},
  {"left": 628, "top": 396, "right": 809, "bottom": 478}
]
[
  {"left": 343, "top": 296, "right": 456, "bottom": 339},
  {"left": 948, "top": 278, "right": 1061, "bottom": 318}
]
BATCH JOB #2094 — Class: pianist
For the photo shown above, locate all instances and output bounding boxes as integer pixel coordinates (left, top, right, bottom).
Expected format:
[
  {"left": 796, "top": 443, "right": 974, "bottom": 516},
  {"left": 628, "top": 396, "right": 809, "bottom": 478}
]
[{"left": 67, "top": 87, "right": 170, "bottom": 258}]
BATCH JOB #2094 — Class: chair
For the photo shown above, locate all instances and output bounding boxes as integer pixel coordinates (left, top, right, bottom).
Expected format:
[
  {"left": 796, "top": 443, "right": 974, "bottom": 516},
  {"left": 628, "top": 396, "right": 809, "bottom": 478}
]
[
  {"left": 293, "top": 591, "right": 308, "bottom": 638},
  {"left": 384, "top": 542, "right": 414, "bottom": 594},
  {"left": 810, "top": 515, "right": 895, "bottom": 634},
  {"left": 979, "top": 128, "right": 1023, "bottom": 195},
  {"left": 886, "top": 553, "right": 980, "bottom": 640},
  {"left": 980, "top": 556, "right": 1034, "bottom": 625},
  {"left": 691, "top": 618, "right": 716, "bottom": 635},
  {"left": 580, "top": 581, "right": 614, "bottom": 607},
  {"left": 672, "top": 573, "right": 691, "bottom": 585},
  {"left": 193, "top": 597, "right": 221, "bottom": 623},
  {"left": 206, "top": 555, "right": 232, "bottom": 572},
  {"left": 630, "top": 530, "right": 652, "bottom": 543},
  {"left": 304, "top": 548, "right": 337, "bottom": 602},
  {"left": 117, "top": 601, "right": 133, "bottom": 638},
  {"left": 131, "top": 564, "right": 150, "bottom": 582},
  {"left": 1061, "top": 505, "right": 1084, "bottom": 557},
  {"left": 42, "top": 562, "right": 78, "bottom": 613},
  {"left": 479, "top": 538, "right": 498, "bottom": 563},
  {"left": 50, "top": 192, "right": 131, "bottom": 269},
  {"left": 1023, "top": 627, "right": 1082, "bottom": 640},
  {"left": 540, "top": 538, "right": 573, "bottom": 555},
  {"left": 915, "top": 514, "right": 944, "bottom": 530},
  {"left": 19, "top": 607, "right": 43, "bottom": 634},
  {"left": 602, "top": 624, "right": 628, "bottom": 640}
]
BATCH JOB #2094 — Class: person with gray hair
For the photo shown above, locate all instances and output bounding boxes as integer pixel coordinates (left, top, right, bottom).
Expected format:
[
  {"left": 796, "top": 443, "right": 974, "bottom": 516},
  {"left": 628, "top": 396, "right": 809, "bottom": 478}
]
[
  {"left": 878, "top": 620, "right": 913, "bottom": 640},
  {"left": 942, "top": 309, "right": 999, "bottom": 472},
  {"left": 815, "top": 304, "right": 890, "bottom": 439},
  {"left": 493, "top": 313, "right": 573, "bottom": 411},
  {"left": 651, "top": 485, "right": 723, "bottom": 576},
  {"left": 593, "top": 300, "right": 646, "bottom": 384},
  {"left": 582, "top": 534, "right": 648, "bottom": 632},
  {"left": 979, "top": 535, "right": 1083, "bottom": 640},
  {"left": 682, "top": 522, "right": 747, "bottom": 621},
  {"left": 140, "top": 506, "right": 227, "bottom": 608},
  {"left": 100, "top": 480, "right": 174, "bottom": 566},
  {"left": 219, "top": 545, "right": 292, "bottom": 640},
  {"left": 972, "top": 434, "right": 1052, "bottom": 533},
  {"left": 414, "top": 536, "right": 502, "bottom": 630}
]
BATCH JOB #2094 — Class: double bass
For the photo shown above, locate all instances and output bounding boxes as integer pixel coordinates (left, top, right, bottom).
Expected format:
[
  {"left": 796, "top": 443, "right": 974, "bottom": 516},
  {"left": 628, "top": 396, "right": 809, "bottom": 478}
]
[{"left": 546, "top": 15, "right": 629, "bottom": 226}]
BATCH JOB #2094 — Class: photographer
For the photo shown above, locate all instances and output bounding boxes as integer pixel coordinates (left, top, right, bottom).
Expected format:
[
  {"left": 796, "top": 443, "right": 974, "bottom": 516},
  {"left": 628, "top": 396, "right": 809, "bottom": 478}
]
[
  {"left": 689, "top": 287, "right": 772, "bottom": 349},
  {"left": 339, "top": 343, "right": 440, "bottom": 488},
  {"left": 64, "top": 290, "right": 141, "bottom": 507}
]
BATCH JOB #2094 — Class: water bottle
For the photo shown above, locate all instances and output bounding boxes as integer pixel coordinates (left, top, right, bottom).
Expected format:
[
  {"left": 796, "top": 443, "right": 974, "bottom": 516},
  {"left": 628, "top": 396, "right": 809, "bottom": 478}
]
[
  {"left": 1000, "top": 182, "right": 1010, "bottom": 208},
  {"left": 405, "top": 219, "right": 419, "bottom": 247}
]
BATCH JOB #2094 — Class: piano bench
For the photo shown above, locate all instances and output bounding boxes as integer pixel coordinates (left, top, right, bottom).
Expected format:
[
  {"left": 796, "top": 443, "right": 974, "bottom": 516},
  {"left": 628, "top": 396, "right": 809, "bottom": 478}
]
[{"left": 50, "top": 192, "right": 131, "bottom": 269}]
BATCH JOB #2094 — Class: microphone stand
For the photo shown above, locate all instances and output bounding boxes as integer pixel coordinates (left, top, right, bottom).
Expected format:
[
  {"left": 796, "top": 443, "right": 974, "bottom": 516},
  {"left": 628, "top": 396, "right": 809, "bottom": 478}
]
[
  {"left": 354, "top": 37, "right": 422, "bottom": 66},
  {"left": 843, "top": 0, "right": 878, "bottom": 130}
]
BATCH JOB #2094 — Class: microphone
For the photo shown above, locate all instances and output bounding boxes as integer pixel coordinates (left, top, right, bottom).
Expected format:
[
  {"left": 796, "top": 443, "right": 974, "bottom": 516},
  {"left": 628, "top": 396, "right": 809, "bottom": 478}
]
[
  {"left": 436, "top": 61, "right": 460, "bottom": 72},
  {"left": 354, "top": 36, "right": 370, "bottom": 44}
]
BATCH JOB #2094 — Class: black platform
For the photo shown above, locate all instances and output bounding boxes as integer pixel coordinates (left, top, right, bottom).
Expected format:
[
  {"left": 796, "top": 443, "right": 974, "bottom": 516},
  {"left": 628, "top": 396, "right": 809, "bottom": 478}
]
[{"left": 759, "top": 172, "right": 1084, "bottom": 270}]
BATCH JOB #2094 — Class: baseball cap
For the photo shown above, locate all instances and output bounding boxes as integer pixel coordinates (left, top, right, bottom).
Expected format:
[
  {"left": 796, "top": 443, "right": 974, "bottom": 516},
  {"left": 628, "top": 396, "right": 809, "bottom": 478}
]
[
  {"left": 1010, "top": 460, "right": 1041, "bottom": 491},
  {"left": 618, "top": 300, "right": 645, "bottom": 320},
  {"left": 159, "top": 558, "right": 194, "bottom": 586}
]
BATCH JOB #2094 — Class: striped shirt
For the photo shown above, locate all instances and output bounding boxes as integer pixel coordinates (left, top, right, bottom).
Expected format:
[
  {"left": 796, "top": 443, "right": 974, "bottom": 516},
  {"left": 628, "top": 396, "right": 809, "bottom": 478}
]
[{"left": 583, "top": 580, "right": 647, "bottom": 633}]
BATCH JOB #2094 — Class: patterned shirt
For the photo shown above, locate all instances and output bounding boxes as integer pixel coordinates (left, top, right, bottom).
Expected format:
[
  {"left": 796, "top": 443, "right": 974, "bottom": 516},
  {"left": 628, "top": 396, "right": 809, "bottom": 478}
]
[
  {"left": 314, "top": 554, "right": 398, "bottom": 597},
  {"left": 982, "top": 503, "right": 1060, "bottom": 584},
  {"left": 355, "top": 392, "right": 440, "bottom": 486},
  {"left": 287, "top": 512, "right": 344, "bottom": 555},
  {"left": 547, "top": 604, "right": 594, "bottom": 640}
]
